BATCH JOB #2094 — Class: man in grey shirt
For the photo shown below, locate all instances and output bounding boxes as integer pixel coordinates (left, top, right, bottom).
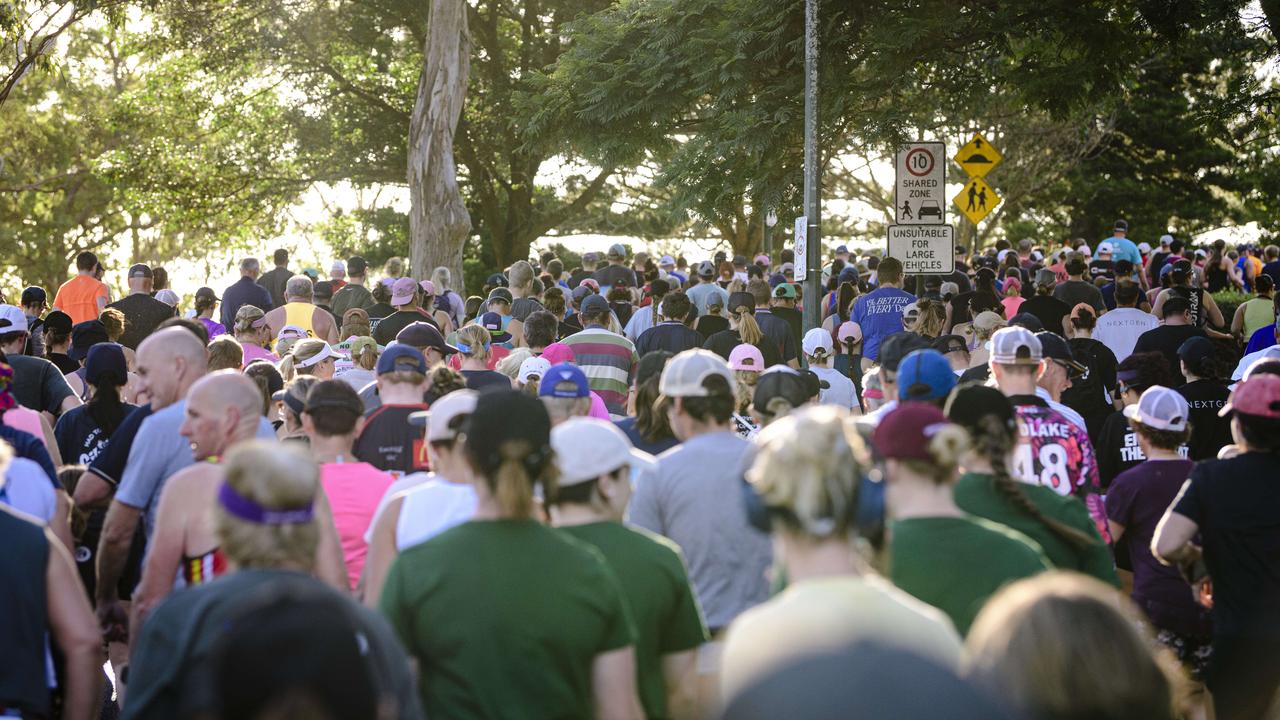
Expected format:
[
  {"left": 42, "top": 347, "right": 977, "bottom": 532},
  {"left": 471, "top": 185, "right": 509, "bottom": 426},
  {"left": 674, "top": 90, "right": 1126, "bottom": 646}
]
[
  {"left": 629, "top": 349, "right": 772, "bottom": 635},
  {"left": 1052, "top": 254, "right": 1107, "bottom": 316}
]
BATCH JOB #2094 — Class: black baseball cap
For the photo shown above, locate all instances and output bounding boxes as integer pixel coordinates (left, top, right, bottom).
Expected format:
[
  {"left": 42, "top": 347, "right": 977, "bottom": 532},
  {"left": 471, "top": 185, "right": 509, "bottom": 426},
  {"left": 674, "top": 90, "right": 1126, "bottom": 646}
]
[
  {"left": 878, "top": 332, "right": 931, "bottom": 373},
  {"left": 42, "top": 310, "right": 72, "bottom": 335},
  {"left": 195, "top": 286, "right": 220, "bottom": 302},
  {"left": 1036, "top": 332, "right": 1087, "bottom": 374},
  {"left": 727, "top": 291, "right": 756, "bottom": 312},
  {"left": 945, "top": 383, "right": 1016, "bottom": 435},
  {"left": 347, "top": 256, "right": 368, "bottom": 275},
  {"left": 931, "top": 334, "right": 969, "bottom": 355},
  {"left": 636, "top": 351, "right": 673, "bottom": 387},
  {"left": 396, "top": 321, "right": 458, "bottom": 355},
  {"left": 69, "top": 320, "right": 109, "bottom": 362},
  {"left": 463, "top": 390, "right": 552, "bottom": 479},
  {"left": 303, "top": 379, "right": 365, "bottom": 416},
  {"left": 753, "top": 371, "right": 809, "bottom": 414},
  {"left": 1008, "top": 312, "right": 1044, "bottom": 332},
  {"left": 580, "top": 294, "right": 610, "bottom": 315},
  {"left": 20, "top": 287, "right": 46, "bottom": 306},
  {"left": 1178, "top": 336, "right": 1215, "bottom": 365},
  {"left": 799, "top": 369, "right": 829, "bottom": 398},
  {"left": 128, "top": 263, "right": 153, "bottom": 279},
  {"left": 486, "top": 287, "right": 513, "bottom": 305},
  {"left": 486, "top": 273, "right": 509, "bottom": 288}
]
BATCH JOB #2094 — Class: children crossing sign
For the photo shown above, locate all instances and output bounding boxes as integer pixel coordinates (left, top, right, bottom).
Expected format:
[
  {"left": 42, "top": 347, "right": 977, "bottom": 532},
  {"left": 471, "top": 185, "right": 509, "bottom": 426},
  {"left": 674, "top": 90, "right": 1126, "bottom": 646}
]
[
  {"left": 894, "top": 142, "right": 946, "bottom": 225},
  {"left": 953, "top": 176, "right": 1002, "bottom": 225},
  {"left": 953, "top": 132, "right": 1003, "bottom": 178}
]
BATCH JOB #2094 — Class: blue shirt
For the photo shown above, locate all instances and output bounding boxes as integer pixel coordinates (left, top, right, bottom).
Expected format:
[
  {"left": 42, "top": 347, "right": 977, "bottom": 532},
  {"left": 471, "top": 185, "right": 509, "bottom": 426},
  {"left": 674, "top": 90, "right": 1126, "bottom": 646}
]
[
  {"left": 1245, "top": 325, "right": 1277, "bottom": 355},
  {"left": 1099, "top": 237, "right": 1142, "bottom": 279},
  {"left": 220, "top": 275, "right": 275, "bottom": 328},
  {"left": 852, "top": 287, "right": 916, "bottom": 361}
]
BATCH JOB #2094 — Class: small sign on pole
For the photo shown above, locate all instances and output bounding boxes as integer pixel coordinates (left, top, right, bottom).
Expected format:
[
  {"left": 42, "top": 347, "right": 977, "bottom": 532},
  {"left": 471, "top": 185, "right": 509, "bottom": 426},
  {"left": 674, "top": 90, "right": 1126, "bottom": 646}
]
[
  {"left": 793, "top": 216, "right": 808, "bottom": 281},
  {"left": 894, "top": 142, "right": 946, "bottom": 225},
  {"left": 887, "top": 225, "right": 955, "bottom": 274}
]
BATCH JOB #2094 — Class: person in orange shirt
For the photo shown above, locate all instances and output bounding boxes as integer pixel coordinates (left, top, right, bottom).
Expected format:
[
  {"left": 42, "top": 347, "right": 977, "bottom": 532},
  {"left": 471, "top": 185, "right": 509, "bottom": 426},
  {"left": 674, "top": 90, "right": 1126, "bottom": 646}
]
[{"left": 52, "top": 251, "right": 110, "bottom": 324}]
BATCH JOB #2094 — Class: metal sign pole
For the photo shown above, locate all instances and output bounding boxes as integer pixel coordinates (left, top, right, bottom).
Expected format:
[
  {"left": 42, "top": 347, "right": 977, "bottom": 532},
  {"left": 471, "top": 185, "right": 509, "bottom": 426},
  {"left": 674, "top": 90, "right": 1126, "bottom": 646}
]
[{"left": 802, "top": 0, "right": 821, "bottom": 333}]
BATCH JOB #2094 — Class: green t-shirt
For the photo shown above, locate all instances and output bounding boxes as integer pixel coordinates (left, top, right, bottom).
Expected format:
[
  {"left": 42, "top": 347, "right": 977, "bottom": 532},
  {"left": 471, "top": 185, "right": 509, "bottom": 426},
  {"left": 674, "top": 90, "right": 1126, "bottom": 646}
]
[
  {"left": 954, "top": 472, "right": 1118, "bottom": 586},
  {"left": 559, "top": 522, "right": 708, "bottom": 720},
  {"left": 380, "top": 519, "right": 636, "bottom": 720},
  {"left": 889, "top": 516, "right": 1050, "bottom": 635},
  {"left": 331, "top": 282, "right": 374, "bottom": 318}
]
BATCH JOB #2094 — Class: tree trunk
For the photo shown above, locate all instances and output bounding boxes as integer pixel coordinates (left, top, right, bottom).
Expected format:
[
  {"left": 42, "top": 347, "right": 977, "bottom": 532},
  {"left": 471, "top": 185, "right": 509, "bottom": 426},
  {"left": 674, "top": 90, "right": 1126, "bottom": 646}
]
[{"left": 408, "top": 0, "right": 472, "bottom": 293}]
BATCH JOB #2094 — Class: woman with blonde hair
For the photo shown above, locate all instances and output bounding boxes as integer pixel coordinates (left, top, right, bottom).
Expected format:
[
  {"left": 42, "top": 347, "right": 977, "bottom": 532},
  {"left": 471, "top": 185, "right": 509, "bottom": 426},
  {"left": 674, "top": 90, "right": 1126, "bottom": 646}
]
[
  {"left": 431, "top": 266, "right": 464, "bottom": 328},
  {"left": 494, "top": 347, "right": 533, "bottom": 384},
  {"left": 911, "top": 299, "right": 946, "bottom": 340},
  {"left": 233, "top": 305, "right": 278, "bottom": 367},
  {"left": 278, "top": 338, "right": 337, "bottom": 382},
  {"left": 454, "top": 324, "right": 509, "bottom": 391},
  {"left": 721, "top": 406, "right": 963, "bottom": 700},
  {"left": 873, "top": 403, "right": 1049, "bottom": 634},
  {"left": 704, "top": 291, "right": 782, "bottom": 368},
  {"left": 99, "top": 307, "right": 136, "bottom": 368},
  {"left": 966, "top": 572, "right": 1178, "bottom": 720},
  {"left": 729, "top": 344, "right": 765, "bottom": 425},
  {"left": 966, "top": 311, "right": 1006, "bottom": 369},
  {"left": 378, "top": 390, "right": 641, "bottom": 719},
  {"left": 337, "top": 336, "right": 379, "bottom": 391}
]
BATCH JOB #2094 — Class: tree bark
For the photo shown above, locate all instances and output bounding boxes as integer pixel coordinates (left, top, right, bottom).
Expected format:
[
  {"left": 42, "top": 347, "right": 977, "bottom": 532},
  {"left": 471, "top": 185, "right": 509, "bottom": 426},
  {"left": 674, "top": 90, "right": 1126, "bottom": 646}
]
[{"left": 408, "top": 0, "right": 472, "bottom": 292}]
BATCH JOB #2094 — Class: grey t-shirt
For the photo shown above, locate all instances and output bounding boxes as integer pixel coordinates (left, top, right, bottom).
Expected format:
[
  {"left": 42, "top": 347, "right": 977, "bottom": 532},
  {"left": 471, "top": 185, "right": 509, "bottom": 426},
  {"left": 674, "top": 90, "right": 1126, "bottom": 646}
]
[
  {"left": 628, "top": 431, "right": 772, "bottom": 630},
  {"left": 1052, "top": 280, "right": 1107, "bottom": 315},
  {"left": 510, "top": 297, "right": 544, "bottom": 323},
  {"left": 115, "top": 399, "right": 277, "bottom": 539},
  {"left": 7, "top": 353, "right": 74, "bottom": 415}
]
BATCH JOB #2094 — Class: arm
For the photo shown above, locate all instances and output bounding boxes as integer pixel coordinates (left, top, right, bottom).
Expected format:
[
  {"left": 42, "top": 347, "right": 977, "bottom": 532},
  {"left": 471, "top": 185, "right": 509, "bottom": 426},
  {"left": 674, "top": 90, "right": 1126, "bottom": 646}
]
[
  {"left": 95, "top": 500, "right": 142, "bottom": 636},
  {"left": 46, "top": 528, "right": 104, "bottom": 720},
  {"left": 128, "top": 477, "right": 188, "bottom": 643},
  {"left": 1150, "top": 290, "right": 1165, "bottom": 319},
  {"left": 1232, "top": 302, "right": 1246, "bottom": 337},
  {"left": 312, "top": 487, "right": 351, "bottom": 592},
  {"left": 360, "top": 494, "right": 404, "bottom": 608},
  {"left": 317, "top": 309, "right": 339, "bottom": 344},
  {"left": 1107, "top": 520, "right": 1126, "bottom": 544},
  {"left": 662, "top": 650, "right": 699, "bottom": 720},
  {"left": 509, "top": 318, "right": 526, "bottom": 347},
  {"left": 39, "top": 412, "right": 63, "bottom": 467},
  {"left": 593, "top": 646, "right": 644, "bottom": 720},
  {"left": 1203, "top": 292, "right": 1225, "bottom": 329},
  {"left": 1152, "top": 509, "right": 1200, "bottom": 566},
  {"left": 60, "top": 393, "right": 83, "bottom": 415},
  {"left": 50, "top": 489, "right": 74, "bottom": 552},
  {"left": 74, "top": 470, "right": 116, "bottom": 510}
]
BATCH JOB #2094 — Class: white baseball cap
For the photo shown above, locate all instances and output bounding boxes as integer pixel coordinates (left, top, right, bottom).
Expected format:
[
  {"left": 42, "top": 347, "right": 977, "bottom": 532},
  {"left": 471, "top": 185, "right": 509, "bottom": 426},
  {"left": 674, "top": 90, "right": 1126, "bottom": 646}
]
[
  {"left": 1097, "top": 241, "right": 1115, "bottom": 255},
  {"left": 1123, "top": 385, "right": 1189, "bottom": 432},
  {"left": 409, "top": 388, "right": 478, "bottom": 441},
  {"left": 1138, "top": 242, "right": 1152, "bottom": 254},
  {"left": 331, "top": 259, "right": 346, "bottom": 274},
  {"left": 659, "top": 349, "right": 735, "bottom": 397},
  {"left": 989, "top": 326, "right": 1042, "bottom": 365},
  {"left": 519, "top": 356, "right": 551, "bottom": 384},
  {"left": 552, "top": 417, "right": 652, "bottom": 487},
  {"left": 802, "top": 328, "right": 834, "bottom": 357},
  {"left": 1160, "top": 234, "right": 1173, "bottom": 246},
  {"left": 0, "top": 304, "right": 29, "bottom": 334},
  {"left": 154, "top": 289, "right": 180, "bottom": 307},
  {"left": 659, "top": 255, "right": 676, "bottom": 267}
]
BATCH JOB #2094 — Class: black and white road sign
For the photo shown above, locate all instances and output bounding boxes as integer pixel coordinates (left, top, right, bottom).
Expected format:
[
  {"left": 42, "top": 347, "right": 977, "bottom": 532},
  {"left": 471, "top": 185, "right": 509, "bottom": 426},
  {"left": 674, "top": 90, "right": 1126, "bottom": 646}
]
[
  {"left": 894, "top": 142, "right": 946, "bottom": 225},
  {"left": 887, "top": 224, "right": 955, "bottom": 274}
]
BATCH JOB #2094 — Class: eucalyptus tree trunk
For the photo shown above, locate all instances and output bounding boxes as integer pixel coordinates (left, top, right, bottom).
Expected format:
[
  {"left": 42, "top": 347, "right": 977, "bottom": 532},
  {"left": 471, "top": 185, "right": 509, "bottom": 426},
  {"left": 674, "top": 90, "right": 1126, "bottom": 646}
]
[{"left": 408, "top": 0, "right": 472, "bottom": 292}]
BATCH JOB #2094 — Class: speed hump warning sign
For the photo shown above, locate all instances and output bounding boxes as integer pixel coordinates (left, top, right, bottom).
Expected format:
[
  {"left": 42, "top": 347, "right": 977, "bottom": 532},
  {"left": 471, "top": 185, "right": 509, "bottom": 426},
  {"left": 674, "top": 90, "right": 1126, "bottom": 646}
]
[
  {"left": 887, "top": 225, "right": 955, "bottom": 274},
  {"left": 953, "top": 132, "right": 1003, "bottom": 178}
]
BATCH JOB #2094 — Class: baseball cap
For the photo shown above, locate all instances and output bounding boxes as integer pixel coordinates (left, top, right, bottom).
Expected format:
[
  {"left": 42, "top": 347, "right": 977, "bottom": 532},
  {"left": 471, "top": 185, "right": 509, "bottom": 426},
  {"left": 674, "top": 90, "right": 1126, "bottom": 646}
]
[
  {"left": 802, "top": 328, "right": 833, "bottom": 358},
  {"left": 330, "top": 259, "right": 346, "bottom": 274},
  {"left": 485, "top": 273, "right": 509, "bottom": 289},
  {"left": 69, "top": 320, "right": 109, "bottom": 362},
  {"left": 480, "top": 312, "right": 512, "bottom": 344},
  {"left": 873, "top": 402, "right": 952, "bottom": 462},
  {"left": 312, "top": 281, "right": 333, "bottom": 300},
  {"left": 518, "top": 356, "right": 551, "bottom": 384},
  {"left": 409, "top": 389, "right": 479, "bottom": 440},
  {"left": 1124, "top": 385, "right": 1190, "bottom": 431},
  {"left": 195, "top": 286, "right": 220, "bottom": 302},
  {"left": 277, "top": 325, "right": 309, "bottom": 342},
  {"left": 1178, "top": 336, "right": 1215, "bottom": 365},
  {"left": 41, "top": 310, "right": 71, "bottom": 335},
  {"left": 659, "top": 349, "right": 735, "bottom": 398},
  {"left": 1036, "top": 332, "right": 1087, "bottom": 374},
  {"left": 463, "top": 391, "right": 553, "bottom": 477},
  {"left": 901, "top": 301, "right": 921, "bottom": 322},
  {"left": 84, "top": 342, "right": 128, "bottom": 386},
  {"left": 20, "top": 287, "right": 46, "bottom": 306},
  {"left": 1160, "top": 234, "right": 1173, "bottom": 246},
  {"left": 390, "top": 277, "right": 419, "bottom": 305},
  {"left": 1138, "top": 242, "right": 1152, "bottom": 254},
  {"left": 302, "top": 379, "right": 365, "bottom": 416},
  {"left": 1114, "top": 219, "right": 1129, "bottom": 231},
  {"left": 0, "top": 305, "right": 29, "bottom": 334},
  {"left": 580, "top": 294, "right": 610, "bottom": 316},
  {"left": 155, "top": 289, "right": 180, "bottom": 307},
  {"left": 552, "top": 417, "right": 650, "bottom": 486},
  {"left": 347, "top": 256, "right": 368, "bottom": 275},
  {"left": 696, "top": 260, "right": 716, "bottom": 278},
  {"left": 838, "top": 266, "right": 859, "bottom": 284},
  {"left": 539, "top": 362, "right": 590, "bottom": 398},
  {"left": 128, "top": 263, "right": 153, "bottom": 279},
  {"left": 772, "top": 283, "right": 797, "bottom": 299},
  {"left": 799, "top": 369, "right": 828, "bottom": 399},
  {"left": 376, "top": 344, "right": 427, "bottom": 375},
  {"left": 343, "top": 336, "right": 378, "bottom": 358},
  {"left": 754, "top": 254, "right": 770, "bottom": 266},
  {"left": 570, "top": 285, "right": 594, "bottom": 305},
  {"left": 1007, "top": 312, "right": 1044, "bottom": 332},
  {"left": 582, "top": 252, "right": 598, "bottom": 264},
  {"left": 727, "top": 291, "right": 756, "bottom": 313},
  {"left": 1035, "top": 268, "right": 1057, "bottom": 287},
  {"left": 302, "top": 268, "right": 319, "bottom": 280},
  {"left": 878, "top": 332, "right": 930, "bottom": 374},
  {"left": 729, "top": 343, "right": 765, "bottom": 372},
  {"left": 834, "top": 244, "right": 849, "bottom": 255},
  {"left": 541, "top": 342, "right": 575, "bottom": 365},
  {"left": 1097, "top": 241, "right": 1115, "bottom": 255},
  {"left": 1220, "top": 374, "right": 1280, "bottom": 419},
  {"left": 972, "top": 312, "right": 1007, "bottom": 336},
  {"left": 837, "top": 321, "right": 862, "bottom": 345},
  {"left": 780, "top": 262, "right": 795, "bottom": 276},
  {"left": 945, "top": 384, "right": 1016, "bottom": 435},
  {"left": 931, "top": 334, "right": 968, "bottom": 356},
  {"left": 659, "top": 255, "right": 676, "bottom": 267},
  {"left": 607, "top": 243, "right": 627, "bottom": 260},
  {"left": 395, "top": 322, "right": 457, "bottom": 355},
  {"left": 767, "top": 273, "right": 787, "bottom": 288},
  {"left": 753, "top": 370, "right": 809, "bottom": 413},
  {"left": 896, "top": 350, "right": 956, "bottom": 402},
  {"left": 580, "top": 279, "right": 600, "bottom": 293},
  {"left": 989, "top": 326, "right": 1042, "bottom": 365},
  {"left": 733, "top": 254, "right": 748, "bottom": 266}
]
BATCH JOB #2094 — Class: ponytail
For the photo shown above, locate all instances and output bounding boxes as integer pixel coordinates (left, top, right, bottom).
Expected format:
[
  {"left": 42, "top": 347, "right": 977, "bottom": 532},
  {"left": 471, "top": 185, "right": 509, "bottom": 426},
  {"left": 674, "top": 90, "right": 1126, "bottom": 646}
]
[
  {"left": 88, "top": 381, "right": 126, "bottom": 436},
  {"left": 278, "top": 353, "right": 299, "bottom": 382},
  {"left": 485, "top": 440, "right": 558, "bottom": 519},
  {"left": 734, "top": 308, "right": 764, "bottom": 346},
  {"left": 977, "top": 415, "right": 1096, "bottom": 550},
  {"left": 926, "top": 424, "right": 969, "bottom": 474}
]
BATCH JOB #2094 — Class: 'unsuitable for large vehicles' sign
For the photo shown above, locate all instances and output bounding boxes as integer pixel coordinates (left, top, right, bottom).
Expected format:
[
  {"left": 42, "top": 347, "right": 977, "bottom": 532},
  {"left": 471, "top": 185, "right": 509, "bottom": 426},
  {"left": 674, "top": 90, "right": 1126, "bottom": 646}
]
[
  {"left": 894, "top": 142, "right": 946, "bottom": 225},
  {"left": 887, "top": 224, "right": 955, "bottom": 274}
]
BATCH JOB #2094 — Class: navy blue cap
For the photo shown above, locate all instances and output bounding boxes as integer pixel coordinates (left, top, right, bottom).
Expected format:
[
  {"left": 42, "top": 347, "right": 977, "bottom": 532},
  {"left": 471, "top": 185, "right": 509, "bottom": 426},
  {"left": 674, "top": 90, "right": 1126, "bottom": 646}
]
[
  {"left": 480, "top": 312, "right": 511, "bottom": 343},
  {"left": 69, "top": 320, "right": 109, "bottom": 362},
  {"left": 539, "top": 362, "right": 590, "bottom": 398},
  {"left": 84, "top": 342, "right": 127, "bottom": 386},
  {"left": 20, "top": 287, "right": 46, "bottom": 306},
  {"left": 376, "top": 344, "right": 427, "bottom": 376},
  {"left": 580, "top": 294, "right": 610, "bottom": 316}
]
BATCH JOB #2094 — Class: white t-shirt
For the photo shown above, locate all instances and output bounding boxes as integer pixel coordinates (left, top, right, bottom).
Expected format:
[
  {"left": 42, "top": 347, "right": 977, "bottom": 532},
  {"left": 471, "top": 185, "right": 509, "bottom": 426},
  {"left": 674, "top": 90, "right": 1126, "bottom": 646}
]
[
  {"left": 1231, "top": 346, "right": 1280, "bottom": 382},
  {"left": 811, "top": 367, "right": 857, "bottom": 410},
  {"left": 0, "top": 458, "right": 56, "bottom": 522},
  {"left": 1093, "top": 308, "right": 1158, "bottom": 363},
  {"left": 394, "top": 477, "right": 478, "bottom": 551}
]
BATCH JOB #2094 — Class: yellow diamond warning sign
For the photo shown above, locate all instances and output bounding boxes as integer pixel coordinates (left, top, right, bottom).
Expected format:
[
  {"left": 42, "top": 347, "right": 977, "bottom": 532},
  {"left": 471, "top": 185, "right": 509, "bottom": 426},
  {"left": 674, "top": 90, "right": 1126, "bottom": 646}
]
[
  {"left": 953, "top": 176, "right": 1001, "bottom": 225},
  {"left": 953, "top": 132, "right": 1003, "bottom": 178}
]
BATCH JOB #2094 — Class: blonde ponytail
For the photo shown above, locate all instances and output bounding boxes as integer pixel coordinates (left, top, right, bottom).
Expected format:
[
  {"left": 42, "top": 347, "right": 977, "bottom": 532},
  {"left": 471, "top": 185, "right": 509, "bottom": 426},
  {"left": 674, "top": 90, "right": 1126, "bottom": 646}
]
[
  {"left": 734, "top": 308, "right": 764, "bottom": 346},
  {"left": 487, "top": 441, "right": 559, "bottom": 519},
  {"left": 926, "top": 424, "right": 970, "bottom": 476}
]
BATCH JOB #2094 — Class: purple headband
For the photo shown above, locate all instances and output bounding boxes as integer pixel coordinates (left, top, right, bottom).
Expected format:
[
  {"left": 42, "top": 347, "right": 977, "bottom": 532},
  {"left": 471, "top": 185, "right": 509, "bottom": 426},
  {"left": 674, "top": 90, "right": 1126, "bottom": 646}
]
[
  {"left": 218, "top": 482, "right": 314, "bottom": 525},
  {"left": 1117, "top": 368, "right": 1144, "bottom": 385}
]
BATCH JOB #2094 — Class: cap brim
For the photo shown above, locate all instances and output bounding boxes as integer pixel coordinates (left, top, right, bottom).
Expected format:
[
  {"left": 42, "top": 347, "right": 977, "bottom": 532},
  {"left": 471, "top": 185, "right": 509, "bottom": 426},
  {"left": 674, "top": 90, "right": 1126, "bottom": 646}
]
[
  {"left": 271, "top": 389, "right": 287, "bottom": 402},
  {"left": 440, "top": 343, "right": 460, "bottom": 355},
  {"left": 1122, "top": 404, "right": 1141, "bottom": 422}
]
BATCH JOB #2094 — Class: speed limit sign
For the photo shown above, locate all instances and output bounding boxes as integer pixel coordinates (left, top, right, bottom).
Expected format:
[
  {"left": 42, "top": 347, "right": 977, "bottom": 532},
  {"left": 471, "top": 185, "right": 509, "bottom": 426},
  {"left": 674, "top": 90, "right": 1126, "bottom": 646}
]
[{"left": 895, "top": 142, "right": 946, "bottom": 225}]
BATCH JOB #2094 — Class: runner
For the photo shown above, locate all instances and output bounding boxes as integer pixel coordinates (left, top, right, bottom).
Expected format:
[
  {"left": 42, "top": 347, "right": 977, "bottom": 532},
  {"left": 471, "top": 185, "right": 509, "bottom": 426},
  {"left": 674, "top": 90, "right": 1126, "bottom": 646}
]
[
  {"left": 801, "top": 328, "right": 856, "bottom": 409},
  {"left": 52, "top": 250, "right": 110, "bottom": 324},
  {"left": 635, "top": 292, "right": 702, "bottom": 357},
  {"left": 560, "top": 293, "right": 639, "bottom": 415},
  {"left": 851, "top": 257, "right": 914, "bottom": 366},
  {"left": 1174, "top": 336, "right": 1233, "bottom": 461},
  {"left": 353, "top": 345, "right": 431, "bottom": 475},
  {"left": 260, "top": 275, "right": 340, "bottom": 343},
  {"left": 615, "top": 352, "right": 679, "bottom": 455},
  {"left": 0, "top": 304, "right": 81, "bottom": 417},
  {"left": 1132, "top": 296, "right": 1207, "bottom": 387}
]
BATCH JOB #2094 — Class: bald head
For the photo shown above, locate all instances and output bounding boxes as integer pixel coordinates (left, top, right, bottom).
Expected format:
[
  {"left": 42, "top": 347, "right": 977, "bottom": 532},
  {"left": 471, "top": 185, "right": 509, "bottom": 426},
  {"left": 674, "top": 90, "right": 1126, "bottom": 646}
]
[
  {"left": 181, "top": 371, "right": 264, "bottom": 459},
  {"left": 136, "top": 327, "right": 210, "bottom": 409}
]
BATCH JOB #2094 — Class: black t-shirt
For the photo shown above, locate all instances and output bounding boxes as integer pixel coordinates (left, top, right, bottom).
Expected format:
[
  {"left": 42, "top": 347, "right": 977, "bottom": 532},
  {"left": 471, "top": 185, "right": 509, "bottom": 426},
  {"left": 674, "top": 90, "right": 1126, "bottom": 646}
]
[
  {"left": 366, "top": 302, "right": 396, "bottom": 324},
  {"left": 1096, "top": 411, "right": 1144, "bottom": 490},
  {"left": 1174, "top": 451, "right": 1280, "bottom": 637},
  {"left": 694, "top": 314, "right": 729, "bottom": 340},
  {"left": 1060, "top": 337, "right": 1118, "bottom": 443},
  {"left": 54, "top": 402, "right": 138, "bottom": 467},
  {"left": 593, "top": 265, "right": 637, "bottom": 289},
  {"left": 703, "top": 329, "right": 781, "bottom": 368},
  {"left": 943, "top": 266, "right": 972, "bottom": 294},
  {"left": 1132, "top": 325, "right": 1207, "bottom": 387},
  {"left": 755, "top": 310, "right": 798, "bottom": 363},
  {"left": 87, "top": 404, "right": 154, "bottom": 488},
  {"left": 1176, "top": 379, "right": 1233, "bottom": 461},
  {"left": 1019, "top": 295, "right": 1071, "bottom": 335},
  {"left": 7, "top": 354, "right": 74, "bottom": 416},
  {"left": 771, "top": 306, "right": 804, "bottom": 352},
  {"left": 47, "top": 352, "right": 79, "bottom": 375},
  {"left": 1148, "top": 252, "right": 1171, "bottom": 285},
  {"left": 462, "top": 370, "right": 512, "bottom": 391},
  {"left": 107, "top": 293, "right": 176, "bottom": 349},
  {"left": 568, "top": 270, "right": 593, "bottom": 289},
  {"left": 354, "top": 404, "right": 430, "bottom": 475},
  {"left": 636, "top": 322, "right": 705, "bottom": 357},
  {"left": 372, "top": 309, "right": 437, "bottom": 346},
  {"left": 559, "top": 315, "right": 583, "bottom": 340},
  {"left": 1089, "top": 259, "right": 1115, "bottom": 283},
  {"left": 609, "top": 301, "right": 633, "bottom": 328},
  {"left": 1166, "top": 287, "right": 1208, "bottom": 328}
]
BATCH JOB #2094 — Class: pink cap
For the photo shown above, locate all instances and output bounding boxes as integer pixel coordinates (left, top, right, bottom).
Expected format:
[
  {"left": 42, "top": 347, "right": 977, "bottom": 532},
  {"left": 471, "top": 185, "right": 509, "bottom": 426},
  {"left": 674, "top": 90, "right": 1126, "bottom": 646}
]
[
  {"left": 419, "top": 279, "right": 436, "bottom": 295},
  {"left": 1221, "top": 374, "right": 1280, "bottom": 419},
  {"left": 390, "top": 277, "right": 418, "bottom": 305},
  {"left": 542, "top": 343, "right": 575, "bottom": 365},
  {"left": 837, "top": 321, "right": 862, "bottom": 344},
  {"left": 728, "top": 343, "right": 765, "bottom": 372},
  {"left": 581, "top": 279, "right": 600, "bottom": 292},
  {"left": 754, "top": 254, "right": 770, "bottom": 266}
]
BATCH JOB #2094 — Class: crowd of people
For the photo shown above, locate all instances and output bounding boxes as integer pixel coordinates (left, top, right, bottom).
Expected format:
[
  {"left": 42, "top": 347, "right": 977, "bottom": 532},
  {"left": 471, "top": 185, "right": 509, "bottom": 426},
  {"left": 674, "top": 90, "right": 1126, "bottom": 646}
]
[{"left": 2, "top": 222, "right": 1280, "bottom": 719}]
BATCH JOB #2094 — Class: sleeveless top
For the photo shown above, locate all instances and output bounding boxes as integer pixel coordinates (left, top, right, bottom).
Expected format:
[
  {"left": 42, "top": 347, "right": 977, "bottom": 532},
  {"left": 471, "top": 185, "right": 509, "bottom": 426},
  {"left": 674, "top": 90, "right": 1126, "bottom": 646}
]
[
  {"left": 2, "top": 406, "right": 45, "bottom": 447},
  {"left": 0, "top": 510, "right": 51, "bottom": 717},
  {"left": 1205, "top": 262, "right": 1230, "bottom": 293},
  {"left": 182, "top": 546, "right": 228, "bottom": 586},
  {"left": 1241, "top": 297, "right": 1274, "bottom": 339},
  {"left": 395, "top": 479, "right": 478, "bottom": 551},
  {"left": 1168, "top": 287, "right": 1206, "bottom": 327},
  {"left": 283, "top": 302, "right": 318, "bottom": 337}
]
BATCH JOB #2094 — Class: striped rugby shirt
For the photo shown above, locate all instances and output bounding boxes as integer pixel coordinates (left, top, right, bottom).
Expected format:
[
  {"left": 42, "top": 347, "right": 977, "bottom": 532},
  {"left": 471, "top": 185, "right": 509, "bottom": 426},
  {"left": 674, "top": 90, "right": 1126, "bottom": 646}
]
[{"left": 560, "top": 325, "right": 639, "bottom": 415}]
